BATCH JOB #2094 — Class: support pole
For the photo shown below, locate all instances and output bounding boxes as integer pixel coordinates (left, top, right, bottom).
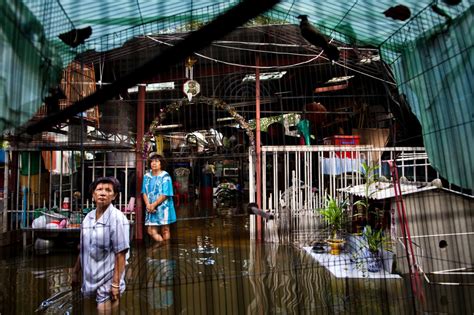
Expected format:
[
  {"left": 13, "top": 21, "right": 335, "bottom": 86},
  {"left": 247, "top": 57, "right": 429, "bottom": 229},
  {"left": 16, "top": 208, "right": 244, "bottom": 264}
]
[
  {"left": 255, "top": 54, "right": 262, "bottom": 241},
  {"left": 2, "top": 150, "right": 9, "bottom": 233},
  {"left": 135, "top": 84, "right": 146, "bottom": 240}
]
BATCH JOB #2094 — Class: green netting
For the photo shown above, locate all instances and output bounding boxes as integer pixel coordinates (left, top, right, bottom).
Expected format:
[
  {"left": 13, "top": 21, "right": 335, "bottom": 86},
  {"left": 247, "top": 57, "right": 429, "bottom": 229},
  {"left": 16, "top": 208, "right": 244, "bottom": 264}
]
[
  {"left": 81, "top": 2, "right": 240, "bottom": 55},
  {"left": 0, "top": 0, "right": 63, "bottom": 132},
  {"left": 20, "top": 1, "right": 471, "bottom": 58},
  {"left": 389, "top": 6, "right": 474, "bottom": 190},
  {"left": 2, "top": 0, "right": 473, "bottom": 190},
  {"left": 12, "top": 1, "right": 471, "bottom": 53}
]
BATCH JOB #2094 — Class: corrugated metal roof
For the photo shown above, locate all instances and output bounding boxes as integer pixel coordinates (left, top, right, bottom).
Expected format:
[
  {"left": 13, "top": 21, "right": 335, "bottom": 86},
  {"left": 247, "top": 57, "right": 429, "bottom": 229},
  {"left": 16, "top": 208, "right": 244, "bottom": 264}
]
[{"left": 340, "top": 181, "right": 439, "bottom": 200}]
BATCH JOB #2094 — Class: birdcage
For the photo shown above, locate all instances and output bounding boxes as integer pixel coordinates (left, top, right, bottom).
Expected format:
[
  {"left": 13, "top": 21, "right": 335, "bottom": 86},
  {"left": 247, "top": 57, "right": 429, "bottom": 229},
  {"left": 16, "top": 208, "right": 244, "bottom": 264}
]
[{"left": 34, "top": 61, "right": 100, "bottom": 128}]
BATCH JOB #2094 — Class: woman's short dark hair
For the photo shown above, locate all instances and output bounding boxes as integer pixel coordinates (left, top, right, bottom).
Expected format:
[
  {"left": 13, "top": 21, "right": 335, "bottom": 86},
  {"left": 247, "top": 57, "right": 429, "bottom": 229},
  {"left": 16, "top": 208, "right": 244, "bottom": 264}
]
[
  {"left": 148, "top": 152, "right": 167, "bottom": 169},
  {"left": 89, "top": 176, "right": 121, "bottom": 194}
]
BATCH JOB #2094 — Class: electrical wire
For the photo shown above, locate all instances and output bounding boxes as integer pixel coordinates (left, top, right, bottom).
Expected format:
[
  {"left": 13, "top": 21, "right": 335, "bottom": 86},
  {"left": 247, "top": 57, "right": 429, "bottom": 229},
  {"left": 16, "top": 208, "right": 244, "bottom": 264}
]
[
  {"left": 145, "top": 34, "right": 396, "bottom": 85},
  {"left": 145, "top": 34, "right": 323, "bottom": 69}
]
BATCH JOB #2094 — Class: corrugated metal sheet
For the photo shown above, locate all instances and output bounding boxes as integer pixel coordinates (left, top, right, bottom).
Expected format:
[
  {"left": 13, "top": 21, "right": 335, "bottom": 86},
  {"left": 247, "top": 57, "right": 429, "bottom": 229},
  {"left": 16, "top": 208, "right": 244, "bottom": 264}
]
[{"left": 340, "top": 181, "right": 438, "bottom": 200}]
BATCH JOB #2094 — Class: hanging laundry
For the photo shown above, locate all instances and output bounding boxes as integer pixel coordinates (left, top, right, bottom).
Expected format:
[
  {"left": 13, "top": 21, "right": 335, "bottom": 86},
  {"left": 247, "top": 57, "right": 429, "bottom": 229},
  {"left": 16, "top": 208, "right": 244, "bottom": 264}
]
[
  {"left": 20, "top": 174, "right": 49, "bottom": 209},
  {"left": 20, "top": 152, "right": 43, "bottom": 175},
  {"left": 47, "top": 151, "right": 63, "bottom": 174},
  {"left": 41, "top": 151, "right": 57, "bottom": 173},
  {"left": 61, "top": 151, "right": 77, "bottom": 174},
  {"left": 43, "top": 151, "right": 77, "bottom": 175}
]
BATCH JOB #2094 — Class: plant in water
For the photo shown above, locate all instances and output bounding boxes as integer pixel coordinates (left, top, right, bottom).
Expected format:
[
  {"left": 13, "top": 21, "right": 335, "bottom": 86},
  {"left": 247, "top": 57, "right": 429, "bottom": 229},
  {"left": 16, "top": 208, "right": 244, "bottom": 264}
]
[{"left": 318, "top": 193, "right": 348, "bottom": 240}]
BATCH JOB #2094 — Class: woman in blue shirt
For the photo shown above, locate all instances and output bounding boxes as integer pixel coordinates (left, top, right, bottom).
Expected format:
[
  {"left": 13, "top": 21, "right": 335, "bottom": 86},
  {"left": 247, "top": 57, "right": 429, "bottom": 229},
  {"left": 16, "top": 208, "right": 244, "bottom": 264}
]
[{"left": 142, "top": 153, "right": 176, "bottom": 242}]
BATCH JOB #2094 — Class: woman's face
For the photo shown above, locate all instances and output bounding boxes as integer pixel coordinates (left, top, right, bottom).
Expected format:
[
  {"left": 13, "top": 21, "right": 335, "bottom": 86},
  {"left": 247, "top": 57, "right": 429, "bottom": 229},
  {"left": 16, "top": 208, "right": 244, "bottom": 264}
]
[
  {"left": 150, "top": 158, "right": 161, "bottom": 171},
  {"left": 93, "top": 182, "right": 117, "bottom": 208}
]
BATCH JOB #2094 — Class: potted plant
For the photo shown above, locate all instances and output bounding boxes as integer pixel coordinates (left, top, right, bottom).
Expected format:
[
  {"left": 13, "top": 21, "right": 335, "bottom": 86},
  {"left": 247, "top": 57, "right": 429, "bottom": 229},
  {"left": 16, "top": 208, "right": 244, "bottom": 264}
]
[
  {"left": 353, "top": 162, "right": 379, "bottom": 233},
  {"left": 318, "top": 194, "right": 348, "bottom": 255},
  {"left": 362, "top": 225, "right": 392, "bottom": 272}
]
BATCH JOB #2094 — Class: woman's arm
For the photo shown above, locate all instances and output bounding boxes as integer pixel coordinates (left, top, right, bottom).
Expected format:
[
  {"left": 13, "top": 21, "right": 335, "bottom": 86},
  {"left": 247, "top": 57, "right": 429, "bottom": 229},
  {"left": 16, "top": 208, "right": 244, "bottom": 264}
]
[
  {"left": 150, "top": 173, "right": 172, "bottom": 210},
  {"left": 151, "top": 195, "right": 167, "bottom": 209},
  {"left": 141, "top": 176, "right": 151, "bottom": 210},
  {"left": 142, "top": 193, "right": 151, "bottom": 210},
  {"left": 144, "top": 193, "right": 163, "bottom": 213},
  {"left": 110, "top": 250, "right": 127, "bottom": 301}
]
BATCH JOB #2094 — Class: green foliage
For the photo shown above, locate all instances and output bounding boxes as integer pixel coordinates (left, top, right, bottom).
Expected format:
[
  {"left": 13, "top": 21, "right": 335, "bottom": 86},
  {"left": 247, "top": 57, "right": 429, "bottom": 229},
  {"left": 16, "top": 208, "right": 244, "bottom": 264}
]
[
  {"left": 354, "top": 162, "right": 380, "bottom": 218},
  {"left": 248, "top": 113, "right": 299, "bottom": 131},
  {"left": 318, "top": 194, "right": 348, "bottom": 239},
  {"left": 176, "top": 20, "right": 205, "bottom": 32},
  {"left": 246, "top": 15, "right": 287, "bottom": 26},
  {"left": 362, "top": 226, "right": 392, "bottom": 253}
]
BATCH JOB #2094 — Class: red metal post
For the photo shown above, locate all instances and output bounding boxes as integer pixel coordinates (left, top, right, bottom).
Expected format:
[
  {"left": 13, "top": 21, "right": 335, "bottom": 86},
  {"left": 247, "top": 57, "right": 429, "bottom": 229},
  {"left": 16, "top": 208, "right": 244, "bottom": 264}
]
[
  {"left": 135, "top": 84, "right": 146, "bottom": 240},
  {"left": 389, "top": 160, "right": 425, "bottom": 303},
  {"left": 255, "top": 54, "right": 262, "bottom": 241}
]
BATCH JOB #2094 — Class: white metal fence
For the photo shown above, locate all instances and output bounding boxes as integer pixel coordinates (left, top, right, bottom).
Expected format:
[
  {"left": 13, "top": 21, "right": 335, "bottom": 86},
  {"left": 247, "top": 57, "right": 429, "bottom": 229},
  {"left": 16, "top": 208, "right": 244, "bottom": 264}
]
[
  {"left": 249, "top": 145, "right": 438, "bottom": 243},
  {"left": 1, "top": 149, "right": 137, "bottom": 233}
]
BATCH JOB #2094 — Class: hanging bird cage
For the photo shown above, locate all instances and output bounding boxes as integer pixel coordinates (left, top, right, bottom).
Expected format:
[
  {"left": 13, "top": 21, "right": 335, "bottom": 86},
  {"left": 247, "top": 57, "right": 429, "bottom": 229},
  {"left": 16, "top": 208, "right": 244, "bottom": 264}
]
[{"left": 34, "top": 61, "right": 100, "bottom": 128}]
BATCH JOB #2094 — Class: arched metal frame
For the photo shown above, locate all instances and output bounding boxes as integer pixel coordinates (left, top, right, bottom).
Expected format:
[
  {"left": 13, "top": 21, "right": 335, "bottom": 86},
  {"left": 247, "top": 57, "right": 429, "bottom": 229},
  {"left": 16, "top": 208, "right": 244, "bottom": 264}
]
[{"left": 142, "top": 96, "right": 255, "bottom": 158}]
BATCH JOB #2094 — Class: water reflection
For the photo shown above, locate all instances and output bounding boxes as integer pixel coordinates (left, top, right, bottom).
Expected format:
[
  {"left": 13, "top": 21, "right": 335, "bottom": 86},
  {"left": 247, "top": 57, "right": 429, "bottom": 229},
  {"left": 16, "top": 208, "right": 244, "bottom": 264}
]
[
  {"left": 143, "top": 243, "right": 176, "bottom": 311},
  {"left": 34, "top": 288, "right": 82, "bottom": 314},
  {"left": 1, "top": 216, "right": 471, "bottom": 314}
]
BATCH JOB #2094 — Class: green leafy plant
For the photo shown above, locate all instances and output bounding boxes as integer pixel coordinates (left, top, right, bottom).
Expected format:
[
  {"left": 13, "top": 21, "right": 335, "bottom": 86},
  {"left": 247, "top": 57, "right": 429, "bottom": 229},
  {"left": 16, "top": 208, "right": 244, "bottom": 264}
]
[
  {"left": 362, "top": 226, "right": 392, "bottom": 253},
  {"left": 353, "top": 162, "right": 380, "bottom": 229},
  {"left": 318, "top": 194, "right": 348, "bottom": 240}
]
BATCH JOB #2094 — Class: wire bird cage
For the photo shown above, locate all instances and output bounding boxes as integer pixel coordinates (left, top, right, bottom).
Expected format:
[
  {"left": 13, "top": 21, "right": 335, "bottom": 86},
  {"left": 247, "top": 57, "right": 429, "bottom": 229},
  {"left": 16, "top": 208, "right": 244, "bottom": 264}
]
[
  {"left": 33, "top": 61, "right": 100, "bottom": 126},
  {"left": 1, "top": 1, "right": 473, "bottom": 314}
]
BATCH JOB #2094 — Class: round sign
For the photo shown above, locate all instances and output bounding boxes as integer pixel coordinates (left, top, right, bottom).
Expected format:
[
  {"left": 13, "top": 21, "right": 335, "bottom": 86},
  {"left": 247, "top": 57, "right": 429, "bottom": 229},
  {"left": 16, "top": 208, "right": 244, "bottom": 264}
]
[{"left": 183, "top": 80, "right": 200, "bottom": 98}]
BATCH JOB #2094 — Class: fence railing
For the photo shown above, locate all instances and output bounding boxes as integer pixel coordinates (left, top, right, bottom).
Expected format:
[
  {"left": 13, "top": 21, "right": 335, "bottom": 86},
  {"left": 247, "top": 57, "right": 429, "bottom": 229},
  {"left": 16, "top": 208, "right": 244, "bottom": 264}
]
[
  {"left": 1, "top": 149, "right": 137, "bottom": 233},
  {"left": 248, "top": 145, "right": 448, "bottom": 243}
]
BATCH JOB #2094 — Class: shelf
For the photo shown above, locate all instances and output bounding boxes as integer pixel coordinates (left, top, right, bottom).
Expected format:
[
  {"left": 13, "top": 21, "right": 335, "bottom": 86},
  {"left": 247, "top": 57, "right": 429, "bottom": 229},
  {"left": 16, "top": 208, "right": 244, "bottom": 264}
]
[{"left": 87, "top": 166, "right": 136, "bottom": 169}]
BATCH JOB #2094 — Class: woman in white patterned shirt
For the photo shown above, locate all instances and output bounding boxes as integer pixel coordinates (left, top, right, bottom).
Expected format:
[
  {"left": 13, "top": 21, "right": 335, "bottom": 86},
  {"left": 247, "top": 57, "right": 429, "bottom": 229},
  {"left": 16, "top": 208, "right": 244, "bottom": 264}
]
[{"left": 72, "top": 176, "right": 130, "bottom": 314}]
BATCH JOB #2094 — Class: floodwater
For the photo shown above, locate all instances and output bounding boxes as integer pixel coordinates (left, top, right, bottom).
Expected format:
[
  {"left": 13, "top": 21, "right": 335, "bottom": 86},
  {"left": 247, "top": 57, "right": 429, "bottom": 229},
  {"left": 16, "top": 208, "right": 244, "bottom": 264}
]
[{"left": 0, "top": 215, "right": 472, "bottom": 314}]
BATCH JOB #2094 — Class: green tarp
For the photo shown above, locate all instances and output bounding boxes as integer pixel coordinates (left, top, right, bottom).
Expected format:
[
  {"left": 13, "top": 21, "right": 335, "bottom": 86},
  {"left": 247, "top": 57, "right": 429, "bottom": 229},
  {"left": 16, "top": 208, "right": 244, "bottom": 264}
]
[
  {"left": 3, "top": 0, "right": 473, "bottom": 189},
  {"left": 0, "top": 0, "right": 62, "bottom": 132},
  {"left": 391, "top": 6, "right": 474, "bottom": 190}
]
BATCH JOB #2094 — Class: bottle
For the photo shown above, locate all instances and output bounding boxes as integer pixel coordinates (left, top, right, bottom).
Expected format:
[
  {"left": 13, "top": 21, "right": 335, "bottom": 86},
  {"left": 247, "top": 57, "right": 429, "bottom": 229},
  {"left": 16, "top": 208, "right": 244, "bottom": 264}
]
[{"left": 62, "top": 197, "right": 70, "bottom": 211}]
